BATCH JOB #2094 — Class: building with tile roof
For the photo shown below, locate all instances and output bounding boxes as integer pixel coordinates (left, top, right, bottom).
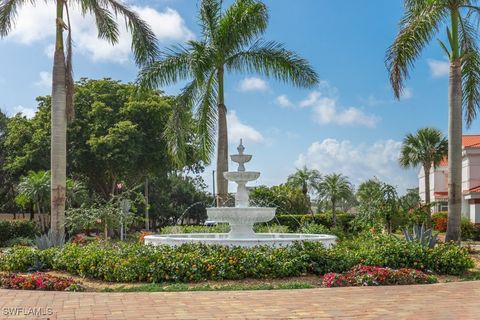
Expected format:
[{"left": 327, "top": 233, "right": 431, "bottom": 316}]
[{"left": 419, "top": 135, "right": 480, "bottom": 223}]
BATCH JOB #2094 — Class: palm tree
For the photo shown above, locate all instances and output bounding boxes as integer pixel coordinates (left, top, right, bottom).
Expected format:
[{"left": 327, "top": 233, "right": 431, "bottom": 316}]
[
  {"left": 138, "top": 0, "right": 319, "bottom": 206},
  {"left": 287, "top": 166, "right": 322, "bottom": 214},
  {"left": 386, "top": 0, "right": 480, "bottom": 242},
  {"left": 399, "top": 128, "right": 448, "bottom": 226},
  {"left": 316, "top": 173, "right": 353, "bottom": 226},
  {"left": 0, "top": 0, "right": 158, "bottom": 240}
]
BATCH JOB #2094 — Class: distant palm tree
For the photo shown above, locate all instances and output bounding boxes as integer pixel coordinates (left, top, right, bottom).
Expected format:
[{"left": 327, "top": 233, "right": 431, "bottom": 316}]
[
  {"left": 399, "top": 128, "right": 448, "bottom": 226},
  {"left": 0, "top": 0, "right": 158, "bottom": 240},
  {"left": 386, "top": 1, "right": 480, "bottom": 242},
  {"left": 138, "top": 0, "right": 319, "bottom": 206},
  {"left": 316, "top": 173, "right": 353, "bottom": 226},
  {"left": 287, "top": 166, "right": 321, "bottom": 214}
]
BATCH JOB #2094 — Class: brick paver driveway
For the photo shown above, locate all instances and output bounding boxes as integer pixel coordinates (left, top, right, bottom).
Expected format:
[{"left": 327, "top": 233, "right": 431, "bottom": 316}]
[{"left": 0, "top": 281, "right": 479, "bottom": 319}]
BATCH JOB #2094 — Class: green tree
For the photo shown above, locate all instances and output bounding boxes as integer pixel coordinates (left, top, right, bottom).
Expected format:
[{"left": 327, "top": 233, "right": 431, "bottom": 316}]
[
  {"left": 287, "top": 166, "right": 322, "bottom": 214},
  {"left": 386, "top": 0, "right": 480, "bottom": 241},
  {"left": 138, "top": 0, "right": 319, "bottom": 205},
  {"left": 316, "top": 173, "right": 353, "bottom": 226},
  {"left": 399, "top": 127, "right": 447, "bottom": 226},
  {"left": 249, "top": 184, "right": 310, "bottom": 215},
  {"left": 355, "top": 180, "right": 399, "bottom": 233},
  {"left": 0, "top": 0, "right": 158, "bottom": 241}
]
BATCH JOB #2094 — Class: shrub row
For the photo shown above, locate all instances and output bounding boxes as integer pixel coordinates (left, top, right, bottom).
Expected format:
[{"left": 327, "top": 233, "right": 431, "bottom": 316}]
[
  {"left": 0, "top": 234, "right": 473, "bottom": 282},
  {"left": 0, "top": 220, "right": 38, "bottom": 246}
]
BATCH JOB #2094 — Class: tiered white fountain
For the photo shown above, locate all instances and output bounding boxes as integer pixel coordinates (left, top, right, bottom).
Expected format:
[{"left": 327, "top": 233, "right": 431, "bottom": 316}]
[{"left": 145, "top": 140, "right": 336, "bottom": 248}]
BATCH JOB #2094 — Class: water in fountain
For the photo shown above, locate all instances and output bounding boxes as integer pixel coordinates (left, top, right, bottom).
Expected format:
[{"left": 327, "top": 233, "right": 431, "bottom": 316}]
[{"left": 144, "top": 140, "right": 336, "bottom": 248}]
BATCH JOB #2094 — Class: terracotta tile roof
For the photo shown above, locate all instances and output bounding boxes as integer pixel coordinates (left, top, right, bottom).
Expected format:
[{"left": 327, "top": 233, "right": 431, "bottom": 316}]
[
  {"left": 466, "top": 186, "right": 480, "bottom": 193},
  {"left": 434, "top": 191, "right": 448, "bottom": 198},
  {"left": 462, "top": 135, "right": 480, "bottom": 148},
  {"left": 436, "top": 135, "right": 480, "bottom": 166}
]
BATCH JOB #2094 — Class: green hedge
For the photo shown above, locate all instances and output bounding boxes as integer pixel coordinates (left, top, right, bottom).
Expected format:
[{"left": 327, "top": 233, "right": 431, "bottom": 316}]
[
  {"left": 272, "top": 213, "right": 355, "bottom": 232},
  {"left": 0, "top": 220, "right": 38, "bottom": 246},
  {"left": 0, "top": 233, "right": 473, "bottom": 282}
]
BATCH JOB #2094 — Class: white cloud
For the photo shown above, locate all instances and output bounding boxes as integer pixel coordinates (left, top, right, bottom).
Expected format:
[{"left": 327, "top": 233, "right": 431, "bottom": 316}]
[
  {"left": 401, "top": 87, "right": 413, "bottom": 99},
  {"left": 35, "top": 71, "right": 52, "bottom": 87},
  {"left": 275, "top": 94, "right": 294, "bottom": 108},
  {"left": 300, "top": 86, "right": 380, "bottom": 128},
  {"left": 13, "top": 105, "right": 36, "bottom": 119},
  {"left": 227, "top": 111, "right": 264, "bottom": 144},
  {"left": 295, "top": 138, "right": 417, "bottom": 193},
  {"left": 428, "top": 59, "right": 449, "bottom": 78},
  {"left": 7, "top": 3, "right": 194, "bottom": 63},
  {"left": 238, "top": 77, "right": 269, "bottom": 92}
]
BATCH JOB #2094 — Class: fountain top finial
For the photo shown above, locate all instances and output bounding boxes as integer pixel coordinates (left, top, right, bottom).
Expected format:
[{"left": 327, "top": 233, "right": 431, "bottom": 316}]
[{"left": 237, "top": 139, "right": 245, "bottom": 155}]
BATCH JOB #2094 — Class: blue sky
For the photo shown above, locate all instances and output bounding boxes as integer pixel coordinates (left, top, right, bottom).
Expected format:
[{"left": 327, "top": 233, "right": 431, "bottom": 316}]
[{"left": 1, "top": 0, "right": 477, "bottom": 194}]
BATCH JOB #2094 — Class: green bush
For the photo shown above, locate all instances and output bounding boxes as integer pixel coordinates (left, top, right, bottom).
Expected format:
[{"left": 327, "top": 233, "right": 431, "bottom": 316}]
[
  {"left": 254, "top": 225, "right": 290, "bottom": 233},
  {"left": 0, "top": 220, "right": 38, "bottom": 246},
  {"left": 461, "top": 218, "right": 480, "bottom": 241},
  {"left": 273, "top": 213, "right": 355, "bottom": 232},
  {"left": 0, "top": 233, "right": 473, "bottom": 281},
  {"left": 4, "top": 237, "right": 34, "bottom": 247}
]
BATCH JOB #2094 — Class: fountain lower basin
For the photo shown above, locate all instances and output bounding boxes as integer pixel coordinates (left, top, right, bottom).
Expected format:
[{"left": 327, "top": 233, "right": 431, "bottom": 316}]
[{"left": 144, "top": 233, "right": 337, "bottom": 248}]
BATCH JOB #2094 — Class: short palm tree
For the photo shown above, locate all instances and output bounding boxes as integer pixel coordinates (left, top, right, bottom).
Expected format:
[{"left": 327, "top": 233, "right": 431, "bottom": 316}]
[
  {"left": 386, "top": 0, "right": 480, "bottom": 242},
  {"left": 287, "top": 166, "right": 322, "bottom": 214},
  {"left": 399, "top": 128, "right": 448, "bottom": 226},
  {"left": 316, "top": 173, "right": 353, "bottom": 226},
  {"left": 0, "top": 0, "right": 158, "bottom": 239},
  {"left": 138, "top": 0, "right": 319, "bottom": 205}
]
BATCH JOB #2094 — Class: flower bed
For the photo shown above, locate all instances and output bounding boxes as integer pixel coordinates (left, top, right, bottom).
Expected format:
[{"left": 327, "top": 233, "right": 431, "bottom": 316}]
[
  {"left": 0, "top": 272, "right": 84, "bottom": 291},
  {"left": 322, "top": 265, "right": 438, "bottom": 287}
]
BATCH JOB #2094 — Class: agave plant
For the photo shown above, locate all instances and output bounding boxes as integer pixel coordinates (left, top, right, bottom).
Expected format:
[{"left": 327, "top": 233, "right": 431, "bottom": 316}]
[
  {"left": 34, "top": 230, "right": 66, "bottom": 250},
  {"left": 402, "top": 224, "right": 438, "bottom": 248}
]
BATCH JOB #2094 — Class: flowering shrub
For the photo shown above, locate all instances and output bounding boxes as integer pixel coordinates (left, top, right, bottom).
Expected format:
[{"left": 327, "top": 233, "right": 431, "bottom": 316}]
[
  {"left": 138, "top": 231, "right": 153, "bottom": 243},
  {"left": 432, "top": 212, "right": 448, "bottom": 231},
  {"left": 322, "top": 265, "right": 437, "bottom": 287},
  {"left": 0, "top": 273, "right": 84, "bottom": 291}
]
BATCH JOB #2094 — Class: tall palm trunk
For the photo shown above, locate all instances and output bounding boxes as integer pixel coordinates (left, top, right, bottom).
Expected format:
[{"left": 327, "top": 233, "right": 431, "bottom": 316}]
[
  {"left": 50, "top": 0, "right": 67, "bottom": 239},
  {"left": 332, "top": 199, "right": 337, "bottom": 226},
  {"left": 445, "top": 59, "right": 463, "bottom": 242},
  {"left": 216, "top": 67, "right": 228, "bottom": 206},
  {"left": 423, "top": 163, "right": 432, "bottom": 227},
  {"left": 445, "top": 9, "right": 462, "bottom": 243}
]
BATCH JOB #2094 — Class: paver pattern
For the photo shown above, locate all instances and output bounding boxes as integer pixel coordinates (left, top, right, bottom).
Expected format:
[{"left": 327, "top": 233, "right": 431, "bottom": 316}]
[{"left": 0, "top": 281, "right": 479, "bottom": 319}]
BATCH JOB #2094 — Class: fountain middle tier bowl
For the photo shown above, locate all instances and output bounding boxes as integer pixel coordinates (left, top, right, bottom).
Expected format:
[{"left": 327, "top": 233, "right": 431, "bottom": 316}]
[
  {"left": 207, "top": 207, "right": 275, "bottom": 224},
  {"left": 223, "top": 171, "right": 260, "bottom": 182}
]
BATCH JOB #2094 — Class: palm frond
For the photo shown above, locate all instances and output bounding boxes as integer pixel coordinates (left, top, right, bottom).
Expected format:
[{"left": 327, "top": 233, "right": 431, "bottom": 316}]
[
  {"left": 77, "top": 0, "right": 119, "bottom": 44},
  {"left": 0, "top": 0, "right": 31, "bottom": 37},
  {"left": 136, "top": 45, "right": 193, "bottom": 89},
  {"left": 462, "top": 48, "right": 480, "bottom": 126},
  {"left": 164, "top": 82, "right": 196, "bottom": 166},
  {"left": 386, "top": 2, "right": 447, "bottom": 98},
  {"left": 94, "top": 0, "right": 158, "bottom": 65},
  {"left": 199, "top": 0, "right": 222, "bottom": 44},
  {"left": 217, "top": 0, "right": 268, "bottom": 55},
  {"left": 195, "top": 71, "right": 218, "bottom": 161},
  {"left": 226, "top": 40, "right": 319, "bottom": 88}
]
